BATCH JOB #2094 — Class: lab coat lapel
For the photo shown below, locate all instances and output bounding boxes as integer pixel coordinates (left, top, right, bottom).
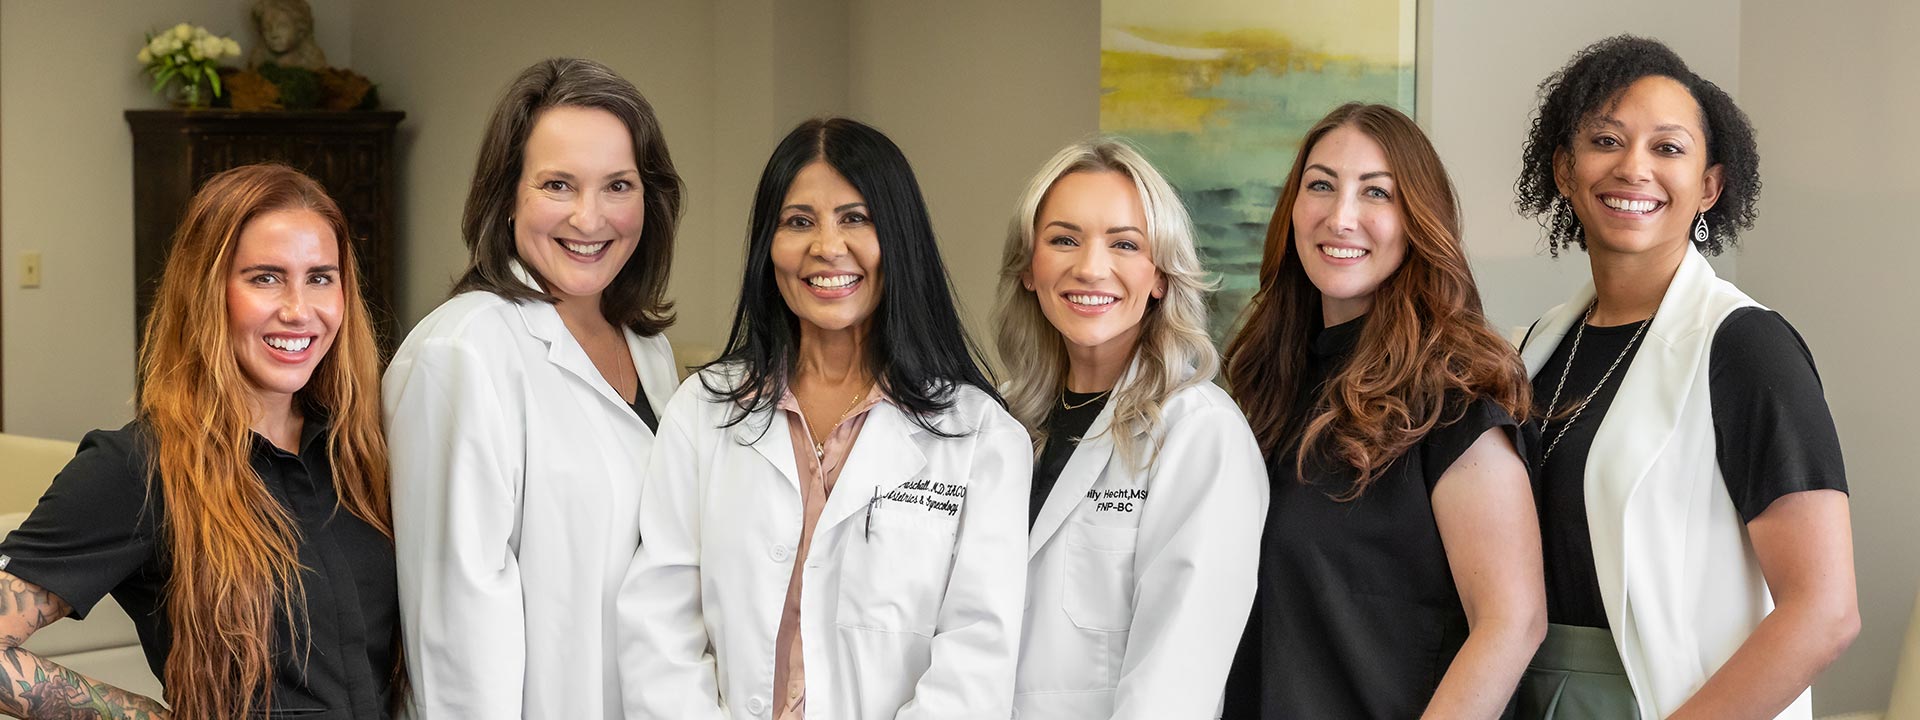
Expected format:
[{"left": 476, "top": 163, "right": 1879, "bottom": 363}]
[
  {"left": 629, "top": 332, "right": 676, "bottom": 419},
  {"left": 817, "top": 402, "right": 927, "bottom": 536},
  {"left": 1027, "top": 399, "right": 1116, "bottom": 559},
  {"left": 510, "top": 261, "right": 651, "bottom": 426},
  {"left": 739, "top": 411, "right": 804, "bottom": 494}
]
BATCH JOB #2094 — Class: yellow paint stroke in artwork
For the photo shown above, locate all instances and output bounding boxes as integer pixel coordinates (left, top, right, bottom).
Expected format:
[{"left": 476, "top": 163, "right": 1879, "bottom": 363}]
[{"left": 1102, "top": 26, "right": 1357, "bottom": 134}]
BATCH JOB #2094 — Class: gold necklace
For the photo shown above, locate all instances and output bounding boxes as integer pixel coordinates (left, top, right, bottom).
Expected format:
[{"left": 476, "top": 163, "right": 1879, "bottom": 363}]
[
  {"left": 1059, "top": 388, "right": 1112, "bottom": 411},
  {"left": 811, "top": 390, "right": 868, "bottom": 460}
]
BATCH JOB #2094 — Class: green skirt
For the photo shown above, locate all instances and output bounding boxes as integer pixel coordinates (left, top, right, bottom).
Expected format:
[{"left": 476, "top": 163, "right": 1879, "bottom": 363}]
[{"left": 1513, "top": 624, "right": 1641, "bottom": 720}]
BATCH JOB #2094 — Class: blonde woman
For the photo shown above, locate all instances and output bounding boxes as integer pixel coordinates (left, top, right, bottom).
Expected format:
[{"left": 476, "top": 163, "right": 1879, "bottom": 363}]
[{"left": 997, "top": 139, "right": 1266, "bottom": 719}]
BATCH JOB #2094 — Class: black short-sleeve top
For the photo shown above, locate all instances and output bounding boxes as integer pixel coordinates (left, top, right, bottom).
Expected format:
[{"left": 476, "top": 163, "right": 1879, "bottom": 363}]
[
  {"left": 0, "top": 415, "right": 400, "bottom": 718},
  {"left": 1529, "top": 307, "right": 1848, "bottom": 629},
  {"left": 1223, "top": 315, "right": 1522, "bottom": 719}
]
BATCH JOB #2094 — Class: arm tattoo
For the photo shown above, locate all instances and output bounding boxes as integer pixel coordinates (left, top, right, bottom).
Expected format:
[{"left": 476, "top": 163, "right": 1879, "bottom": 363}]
[
  {"left": 0, "top": 577, "right": 169, "bottom": 719},
  {"left": 0, "top": 648, "right": 170, "bottom": 719}
]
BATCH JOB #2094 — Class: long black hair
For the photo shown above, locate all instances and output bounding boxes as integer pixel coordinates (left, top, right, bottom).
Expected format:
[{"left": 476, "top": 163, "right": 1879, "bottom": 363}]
[{"left": 701, "top": 117, "right": 1000, "bottom": 435}]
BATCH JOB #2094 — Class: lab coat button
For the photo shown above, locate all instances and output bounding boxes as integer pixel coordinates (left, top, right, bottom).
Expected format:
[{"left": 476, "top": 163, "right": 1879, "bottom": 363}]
[
  {"left": 747, "top": 696, "right": 766, "bottom": 714},
  {"left": 771, "top": 544, "right": 791, "bottom": 562}
]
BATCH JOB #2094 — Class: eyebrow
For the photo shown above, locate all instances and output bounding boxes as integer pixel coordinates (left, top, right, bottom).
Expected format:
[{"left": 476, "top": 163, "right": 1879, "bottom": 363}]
[
  {"left": 1042, "top": 220, "right": 1145, "bottom": 236},
  {"left": 1591, "top": 116, "right": 1697, "bottom": 138},
  {"left": 1305, "top": 164, "right": 1393, "bottom": 181},
  {"left": 782, "top": 202, "right": 869, "bottom": 214},
  {"left": 237, "top": 264, "right": 339, "bottom": 274},
  {"left": 532, "top": 169, "right": 638, "bottom": 181}
]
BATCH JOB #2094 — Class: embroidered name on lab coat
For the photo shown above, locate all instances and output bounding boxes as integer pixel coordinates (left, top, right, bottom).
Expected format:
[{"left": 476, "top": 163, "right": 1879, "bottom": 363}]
[
  {"left": 1086, "top": 487, "right": 1149, "bottom": 514},
  {"left": 881, "top": 477, "right": 969, "bottom": 517}
]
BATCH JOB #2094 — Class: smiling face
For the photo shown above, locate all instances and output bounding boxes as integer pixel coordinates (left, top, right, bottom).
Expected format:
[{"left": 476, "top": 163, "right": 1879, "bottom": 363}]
[
  {"left": 1292, "top": 124, "right": 1409, "bottom": 327},
  {"left": 226, "top": 208, "right": 342, "bottom": 412},
  {"left": 771, "top": 160, "right": 884, "bottom": 337},
  {"left": 1022, "top": 170, "right": 1164, "bottom": 364},
  {"left": 1556, "top": 74, "right": 1724, "bottom": 259},
  {"left": 513, "top": 105, "right": 646, "bottom": 309}
]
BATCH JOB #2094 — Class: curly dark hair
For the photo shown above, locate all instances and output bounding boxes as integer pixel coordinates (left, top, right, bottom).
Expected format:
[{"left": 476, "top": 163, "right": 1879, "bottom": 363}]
[{"left": 1515, "top": 35, "right": 1759, "bottom": 256}]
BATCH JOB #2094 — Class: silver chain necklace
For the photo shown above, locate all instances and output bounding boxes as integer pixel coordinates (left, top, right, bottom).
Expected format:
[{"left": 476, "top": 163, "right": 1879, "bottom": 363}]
[{"left": 1540, "top": 303, "right": 1653, "bottom": 461}]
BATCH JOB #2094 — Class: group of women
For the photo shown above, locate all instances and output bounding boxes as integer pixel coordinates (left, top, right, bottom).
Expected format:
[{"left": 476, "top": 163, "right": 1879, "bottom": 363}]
[{"left": 0, "top": 34, "right": 1856, "bottom": 720}]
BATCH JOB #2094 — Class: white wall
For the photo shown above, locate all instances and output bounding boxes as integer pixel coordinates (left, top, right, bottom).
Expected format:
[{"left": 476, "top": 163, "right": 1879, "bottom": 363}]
[
  {"left": 0, "top": 0, "right": 350, "bottom": 440},
  {"left": 1424, "top": 0, "right": 1744, "bottom": 334},
  {"left": 1739, "top": 0, "right": 1920, "bottom": 712}
]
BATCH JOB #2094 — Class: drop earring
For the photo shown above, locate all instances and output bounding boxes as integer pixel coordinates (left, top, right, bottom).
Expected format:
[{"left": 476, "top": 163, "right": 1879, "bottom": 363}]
[{"left": 1692, "top": 212, "right": 1710, "bottom": 246}]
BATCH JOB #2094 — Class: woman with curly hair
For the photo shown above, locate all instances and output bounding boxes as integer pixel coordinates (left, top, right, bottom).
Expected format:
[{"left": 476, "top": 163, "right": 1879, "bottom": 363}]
[
  {"left": 1221, "top": 103, "right": 1544, "bottom": 718},
  {"left": 0, "top": 164, "right": 399, "bottom": 718},
  {"left": 1511, "top": 35, "right": 1856, "bottom": 719},
  {"left": 997, "top": 138, "right": 1266, "bottom": 718}
]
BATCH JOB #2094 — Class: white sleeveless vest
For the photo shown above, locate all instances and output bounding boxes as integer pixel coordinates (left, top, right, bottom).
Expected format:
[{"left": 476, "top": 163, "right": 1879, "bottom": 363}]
[{"left": 1520, "top": 246, "right": 1809, "bottom": 719}]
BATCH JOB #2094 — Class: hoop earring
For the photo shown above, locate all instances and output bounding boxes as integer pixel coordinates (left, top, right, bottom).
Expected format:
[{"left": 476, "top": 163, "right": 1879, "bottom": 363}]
[{"left": 1692, "top": 212, "right": 1710, "bottom": 245}]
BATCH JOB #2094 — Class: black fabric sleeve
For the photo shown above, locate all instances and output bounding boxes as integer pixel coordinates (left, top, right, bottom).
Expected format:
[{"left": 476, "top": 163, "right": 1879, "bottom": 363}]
[
  {"left": 1710, "top": 308, "right": 1848, "bottom": 522},
  {"left": 0, "top": 425, "right": 159, "bottom": 619},
  {"left": 1421, "top": 395, "right": 1522, "bottom": 492}
]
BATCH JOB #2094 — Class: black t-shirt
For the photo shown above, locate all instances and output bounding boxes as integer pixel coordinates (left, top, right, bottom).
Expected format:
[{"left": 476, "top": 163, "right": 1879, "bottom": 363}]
[
  {"left": 1527, "top": 307, "right": 1848, "bottom": 628},
  {"left": 1223, "top": 315, "right": 1522, "bottom": 719},
  {"left": 1029, "top": 389, "right": 1111, "bottom": 527},
  {"left": 0, "top": 416, "right": 400, "bottom": 718},
  {"left": 630, "top": 393, "right": 660, "bottom": 434}
]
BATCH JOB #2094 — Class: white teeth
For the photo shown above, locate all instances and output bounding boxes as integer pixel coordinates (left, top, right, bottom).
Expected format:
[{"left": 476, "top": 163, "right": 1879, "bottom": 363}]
[
  {"left": 1065, "top": 293, "right": 1117, "bottom": 306},
  {"left": 266, "top": 336, "right": 312, "bottom": 353},
  {"left": 562, "top": 240, "right": 609, "bottom": 255},
  {"left": 1321, "top": 245, "right": 1368, "bottom": 259},
  {"left": 1602, "top": 197, "right": 1661, "bottom": 213},
  {"left": 807, "top": 275, "right": 859, "bottom": 289}
]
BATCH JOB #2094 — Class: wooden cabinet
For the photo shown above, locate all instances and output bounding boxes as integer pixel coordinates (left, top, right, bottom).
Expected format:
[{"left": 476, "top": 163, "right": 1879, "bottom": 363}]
[{"left": 125, "top": 109, "right": 405, "bottom": 358}]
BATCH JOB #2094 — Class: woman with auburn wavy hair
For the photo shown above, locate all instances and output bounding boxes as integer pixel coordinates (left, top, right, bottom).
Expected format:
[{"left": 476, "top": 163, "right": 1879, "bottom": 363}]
[
  {"left": 1220, "top": 103, "right": 1544, "bottom": 719},
  {"left": 0, "top": 163, "right": 399, "bottom": 719},
  {"left": 996, "top": 138, "right": 1266, "bottom": 719}
]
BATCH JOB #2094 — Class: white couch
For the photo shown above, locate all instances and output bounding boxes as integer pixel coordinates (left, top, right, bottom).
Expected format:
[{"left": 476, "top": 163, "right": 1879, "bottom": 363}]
[{"left": 0, "top": 433, "right": 165, "bottom": 701}]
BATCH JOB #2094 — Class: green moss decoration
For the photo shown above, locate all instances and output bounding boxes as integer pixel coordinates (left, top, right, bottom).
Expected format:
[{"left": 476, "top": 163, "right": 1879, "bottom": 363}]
[{"left": 256, "top": 63, "right": 321, "bottom": 109}]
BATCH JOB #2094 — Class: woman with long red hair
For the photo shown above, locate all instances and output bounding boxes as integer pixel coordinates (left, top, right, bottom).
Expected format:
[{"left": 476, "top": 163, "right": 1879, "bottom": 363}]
[
  {"left": 0, "top": 163, "right": 400, "bottom": 718},
  {"left": 1221, "top": 103, "right": 1544, "bottom": 718}
]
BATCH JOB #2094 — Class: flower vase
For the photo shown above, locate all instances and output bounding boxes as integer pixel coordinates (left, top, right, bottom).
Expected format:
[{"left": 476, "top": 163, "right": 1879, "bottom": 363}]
[{"left": 169, "top": 81, "right": 210, "bottom": 109}]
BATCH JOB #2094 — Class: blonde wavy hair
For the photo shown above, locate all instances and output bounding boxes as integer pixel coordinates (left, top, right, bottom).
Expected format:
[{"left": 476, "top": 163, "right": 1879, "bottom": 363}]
[{"left": 995, "top": 138, "right": 1218, "bottom": 469}]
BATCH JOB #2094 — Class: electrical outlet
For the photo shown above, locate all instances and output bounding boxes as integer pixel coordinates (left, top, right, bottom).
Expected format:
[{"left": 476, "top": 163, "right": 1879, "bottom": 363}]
[{"left": 21, "top": 252, "right": 41, "bottom": 288}]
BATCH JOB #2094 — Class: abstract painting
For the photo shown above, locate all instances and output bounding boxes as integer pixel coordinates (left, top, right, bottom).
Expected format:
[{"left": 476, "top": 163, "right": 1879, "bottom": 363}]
[{"left": 1101, "top": 0, "right": 1417, "bottom": 341}]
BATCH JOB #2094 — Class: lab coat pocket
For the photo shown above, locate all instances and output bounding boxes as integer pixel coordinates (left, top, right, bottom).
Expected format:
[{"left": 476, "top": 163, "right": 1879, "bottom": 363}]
[
  {"left": 1062, "top": 521, "right": 1138, "bottom": 633},
  {"left": 835, "top": 511, "right": 958, "bottom": 637}
]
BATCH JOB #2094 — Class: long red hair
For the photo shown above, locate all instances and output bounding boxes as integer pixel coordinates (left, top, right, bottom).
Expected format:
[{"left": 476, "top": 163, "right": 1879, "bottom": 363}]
[
  {"left": 1224, "top": 103, "right": 1529, "bottom": 499},
  {"left": 136, "top": 164, "right": 392, "bottom": 717}
]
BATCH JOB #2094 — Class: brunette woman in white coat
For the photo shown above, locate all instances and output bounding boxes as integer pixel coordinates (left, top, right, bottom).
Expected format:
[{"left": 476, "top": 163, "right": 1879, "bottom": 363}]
[
  {"left": 382, "top": 58, "right": 683, "bottom": 719},
  {"left": 1511, "top": 36, "right": 1857, "bottom": 719},
  {"left": 995, "top": 139, "right": 1266, "bottom": 719},
  {"left": 617, "top": 117, "right": 1030, "bottom": 720}
]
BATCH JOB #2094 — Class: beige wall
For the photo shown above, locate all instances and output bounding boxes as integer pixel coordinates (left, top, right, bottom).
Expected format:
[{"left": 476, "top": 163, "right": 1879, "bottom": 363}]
[
  {"left": 0, "top": 0, "right": 350, "bottom": 441},
  {"left": 1739, "top": 0, "right": 1920, "bottom": 712},
  {"left": 848, "top": 0, "right": 1101, "bottom": 359},
  {"left": 346, "top": 0, "right": 720, "bottom": 353}
]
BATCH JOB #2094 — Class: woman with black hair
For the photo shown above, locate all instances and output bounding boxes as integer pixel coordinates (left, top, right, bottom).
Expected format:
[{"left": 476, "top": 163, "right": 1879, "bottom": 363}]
[
  {"left": 616, "top": 117, "right": 1030, "bottom": 720},
  {"left": 1512, "top": 35, "right": 1857, "bottom": 719}
]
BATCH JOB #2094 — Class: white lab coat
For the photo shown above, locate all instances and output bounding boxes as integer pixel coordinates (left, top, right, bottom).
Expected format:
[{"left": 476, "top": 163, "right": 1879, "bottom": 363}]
[
  {"left": 617, "top": 367, "right": 1031, "bottom": 720},
  {"left": 1016, "top": 377, "right": 1267, "bottom": 720},
  {"left": 383, "top": 264, "right": 678, "bottom": 719},
  {"left": 1519, "top": 246, "right": 1809, "bottom": 719}
]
